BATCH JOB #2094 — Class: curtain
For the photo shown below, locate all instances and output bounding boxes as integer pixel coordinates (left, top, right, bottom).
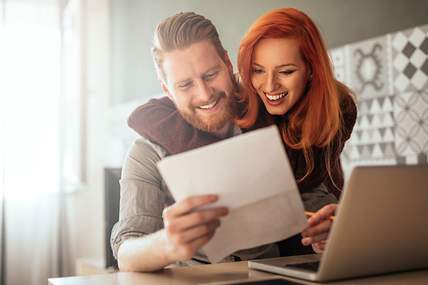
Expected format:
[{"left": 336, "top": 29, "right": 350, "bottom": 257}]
[{"left": 0, "top": 1, "right": 72, "bottom": 284}]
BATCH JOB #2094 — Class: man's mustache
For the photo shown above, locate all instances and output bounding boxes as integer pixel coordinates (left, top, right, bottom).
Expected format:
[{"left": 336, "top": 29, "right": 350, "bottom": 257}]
[{"left": 194, "top": 91, "right": 227, "bottom": 107}]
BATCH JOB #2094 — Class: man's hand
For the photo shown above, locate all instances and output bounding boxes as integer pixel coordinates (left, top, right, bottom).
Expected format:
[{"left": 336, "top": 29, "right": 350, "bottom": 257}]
[
  {"left": 301, "top": 204, "right": 336, "bottom": 253},
  {"left": 162, "top": 194, "right": 228, "bottom": 262}
]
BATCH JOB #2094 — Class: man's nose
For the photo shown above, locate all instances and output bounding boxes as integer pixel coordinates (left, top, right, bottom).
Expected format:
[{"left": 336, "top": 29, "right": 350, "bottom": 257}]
[{"left": 196, "top": 81, "right": 213, "bottom": 102}]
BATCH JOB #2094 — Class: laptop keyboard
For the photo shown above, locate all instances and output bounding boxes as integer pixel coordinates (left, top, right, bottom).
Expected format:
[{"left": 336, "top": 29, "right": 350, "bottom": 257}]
[{"left": 284, "top": 261, "right": 320, "bottom": 272}]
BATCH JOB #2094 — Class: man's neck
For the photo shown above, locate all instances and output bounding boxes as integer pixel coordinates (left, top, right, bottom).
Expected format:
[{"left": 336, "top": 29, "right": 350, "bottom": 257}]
[{"left": 210, "top": 122, "right": 238, "bottom": 139}]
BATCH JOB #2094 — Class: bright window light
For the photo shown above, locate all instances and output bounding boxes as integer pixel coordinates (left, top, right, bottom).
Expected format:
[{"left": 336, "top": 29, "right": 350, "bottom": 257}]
[{"left": 0, "top": 2, "right": 61, "bottom": 200}]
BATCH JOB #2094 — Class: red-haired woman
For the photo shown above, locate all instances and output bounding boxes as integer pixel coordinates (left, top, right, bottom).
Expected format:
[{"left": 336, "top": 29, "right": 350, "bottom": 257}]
[{"left": 236, "top": 7, "right": 357, "bottom": 253}]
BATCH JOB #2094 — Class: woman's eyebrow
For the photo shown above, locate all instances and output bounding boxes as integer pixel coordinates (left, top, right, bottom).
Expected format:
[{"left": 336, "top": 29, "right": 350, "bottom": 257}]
[
  {"left": 276, "top": 64, "right": 297, "bottom": 68},
  {"left": 252, "top": 62, "right": 297, "bottom": 68}
]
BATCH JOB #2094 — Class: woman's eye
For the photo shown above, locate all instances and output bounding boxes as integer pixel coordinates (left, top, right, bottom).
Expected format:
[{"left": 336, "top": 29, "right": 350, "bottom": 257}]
[
  {"left": 252, "top": 68, "right": 264, "bottom": 74},
  {"left": 279, "top": 70, "right": 295, "bottom": 75}
]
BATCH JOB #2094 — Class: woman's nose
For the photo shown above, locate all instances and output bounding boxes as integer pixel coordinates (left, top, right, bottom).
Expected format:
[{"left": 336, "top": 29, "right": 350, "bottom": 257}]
[{"left": 264, "top": 73, "right": 279, "bottom": 93}]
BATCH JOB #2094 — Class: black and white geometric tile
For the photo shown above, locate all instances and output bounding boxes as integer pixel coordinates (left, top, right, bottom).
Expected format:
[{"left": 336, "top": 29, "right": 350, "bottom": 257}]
[
  {"left": 336, "top": 23, "right": 428, "bottom": 168},
  {"left": 393, "top": 88, "right": 428, "bottom": 164},
  {"left": 349, "top": 36, "right": 391, "bottom": 98},
  {"left": 342, "top": 94, "right": 398, "bottom": 165},
  {"left": 330, "top": 47, "right": 348, "bottom": 85},
  {"left": 391, "top": 25, "right": 428, "bottom": 93}
]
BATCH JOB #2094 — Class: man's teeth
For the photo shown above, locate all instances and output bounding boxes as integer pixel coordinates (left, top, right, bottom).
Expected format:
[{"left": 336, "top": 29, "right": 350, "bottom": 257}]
[
  {"left": 265, "top": 92, "right": 287, "bottom": 101},
  {"left": 199, "top": 100, "right": 217, "bottom": 109}
]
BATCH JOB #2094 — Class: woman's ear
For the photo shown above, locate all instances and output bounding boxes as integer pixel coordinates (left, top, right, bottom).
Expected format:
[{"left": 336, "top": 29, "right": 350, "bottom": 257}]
[
  {"left": 304, "top": 66, "right": 313, "bottom": 93},
  {"left": 307, "top": 65, "right": 313, "bottom": 81}
]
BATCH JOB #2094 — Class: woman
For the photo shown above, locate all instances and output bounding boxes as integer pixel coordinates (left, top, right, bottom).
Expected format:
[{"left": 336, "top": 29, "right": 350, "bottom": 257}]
[{"left": 236, "top": 8, "right": 357, "bottom": 252}]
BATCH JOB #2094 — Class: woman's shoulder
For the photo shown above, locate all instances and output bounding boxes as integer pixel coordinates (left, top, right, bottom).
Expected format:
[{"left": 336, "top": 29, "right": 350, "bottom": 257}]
[{"left": 340, "top": 91, "right": 357, "bottom": 114}]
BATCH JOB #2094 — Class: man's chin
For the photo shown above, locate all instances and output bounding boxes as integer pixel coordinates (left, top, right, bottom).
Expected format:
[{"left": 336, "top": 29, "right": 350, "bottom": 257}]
[
  {"left": 190, "top": 116, "right": 229, "bottom": 133},
  {"left": 201, "top": 118, "right": 231, "bottom": 133},
  {"left": 180, "top": 111, "right": 231, "bottom": 133}
]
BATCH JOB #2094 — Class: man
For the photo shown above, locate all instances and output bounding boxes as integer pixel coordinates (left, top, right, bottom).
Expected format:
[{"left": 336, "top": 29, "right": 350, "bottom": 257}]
[{"left": 111, "top": 12, "right": 336, "bottom": 272}]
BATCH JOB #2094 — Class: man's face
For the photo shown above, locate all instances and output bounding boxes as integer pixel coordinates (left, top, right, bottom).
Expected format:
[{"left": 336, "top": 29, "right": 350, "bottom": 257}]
[{"left": 161, "top": 40, "right": 236, "bottom": 133}]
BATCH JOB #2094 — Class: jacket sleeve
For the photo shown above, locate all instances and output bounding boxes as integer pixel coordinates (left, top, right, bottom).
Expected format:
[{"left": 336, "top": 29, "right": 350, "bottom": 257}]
[{"left": 300, "top": 183, "right": 338, "bottom": 212}]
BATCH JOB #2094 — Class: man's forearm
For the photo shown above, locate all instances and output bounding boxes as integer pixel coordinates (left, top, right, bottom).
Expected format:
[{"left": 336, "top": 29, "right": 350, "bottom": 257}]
[{"left": 117, "top": 229, "right": 173, "bottom": 272}]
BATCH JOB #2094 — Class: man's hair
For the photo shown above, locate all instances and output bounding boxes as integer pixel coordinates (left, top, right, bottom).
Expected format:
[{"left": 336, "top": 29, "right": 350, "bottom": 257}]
[{"left": 152, "top": 12, "right": 226, "bottom": 82}]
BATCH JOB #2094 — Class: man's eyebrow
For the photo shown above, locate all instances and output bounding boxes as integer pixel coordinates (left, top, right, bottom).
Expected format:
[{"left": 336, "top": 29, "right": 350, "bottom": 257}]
[
  {"left": 203, "top": 65, "right": 221, "bottom": 74},
  {"left": 174, "top": 65, "right": 223, "bottom": 87},
  {"left": 175, "top": 78, "right": 192, "bottom": 87}
]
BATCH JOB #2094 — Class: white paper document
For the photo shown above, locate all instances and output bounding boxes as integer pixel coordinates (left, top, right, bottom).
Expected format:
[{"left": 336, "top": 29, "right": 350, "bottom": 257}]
[{"left": 157, "top": 126, "right": 307, "bottom": 263}]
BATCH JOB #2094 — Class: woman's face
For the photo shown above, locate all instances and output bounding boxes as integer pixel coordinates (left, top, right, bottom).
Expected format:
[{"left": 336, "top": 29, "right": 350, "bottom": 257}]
[{"left": 251, "top": 37, "right": 310, "bottom": 116}]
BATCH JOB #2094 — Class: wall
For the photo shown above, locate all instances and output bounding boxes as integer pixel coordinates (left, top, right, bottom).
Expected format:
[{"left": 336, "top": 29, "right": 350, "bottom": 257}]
[
  {"left": 65, "top": 0, "right": 111, "bottom": 271},
  {"left": 110, "top": 0, "right": 428, "bottom": 105}
]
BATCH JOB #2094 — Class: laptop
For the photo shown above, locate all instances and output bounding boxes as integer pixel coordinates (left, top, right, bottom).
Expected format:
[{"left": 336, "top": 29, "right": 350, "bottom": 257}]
[{"left": 248, "top": 165, "right": 428, "bottom": 282}]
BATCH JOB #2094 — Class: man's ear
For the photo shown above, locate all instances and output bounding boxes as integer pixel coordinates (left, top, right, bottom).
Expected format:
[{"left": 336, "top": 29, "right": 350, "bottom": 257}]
[
  {"left": 160, "top": 80, "right": 174, "bottom": 101},
  {"left": 223, "top": 51, "right": 234, "bottom": 73}
]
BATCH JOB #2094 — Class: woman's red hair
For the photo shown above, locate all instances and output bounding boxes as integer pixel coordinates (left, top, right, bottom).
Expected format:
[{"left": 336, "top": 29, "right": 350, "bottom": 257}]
[{"left": 237, "top": 7, "right": 350, "bottom": 184}]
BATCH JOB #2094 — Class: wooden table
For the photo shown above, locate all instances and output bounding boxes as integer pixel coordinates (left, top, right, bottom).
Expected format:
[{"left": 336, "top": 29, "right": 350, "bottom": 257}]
[{"left": 49, "top": 255, "right": 428, "bottom": 285}]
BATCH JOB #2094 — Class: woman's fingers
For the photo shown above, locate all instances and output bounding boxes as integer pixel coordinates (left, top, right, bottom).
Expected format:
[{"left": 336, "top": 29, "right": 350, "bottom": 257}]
[
  {"left": 301, "top": 204, "right": 336, "bottom": 250},
  {"left": 307, "top": 204, "right": 336, "bottom": 227},
  {"left": 302, "top": 219, "right": 332, "bottom": 238},
  {"left": 312, "top": 241, "right": 326, "bottom": 253},
  {"left": 302, "top": 232, "right": 329, "bottom": 246}
]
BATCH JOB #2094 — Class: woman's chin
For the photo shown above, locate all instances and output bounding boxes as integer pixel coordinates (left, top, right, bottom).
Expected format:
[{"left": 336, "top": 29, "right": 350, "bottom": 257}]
[{"left": 263, "top": 103, "right": 289, "bottom": 116}]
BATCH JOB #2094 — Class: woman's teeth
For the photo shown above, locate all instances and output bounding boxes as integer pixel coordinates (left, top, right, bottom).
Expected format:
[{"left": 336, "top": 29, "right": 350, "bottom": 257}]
[{"left": 265, "top": 92, "right": 287, "bottom": 101}]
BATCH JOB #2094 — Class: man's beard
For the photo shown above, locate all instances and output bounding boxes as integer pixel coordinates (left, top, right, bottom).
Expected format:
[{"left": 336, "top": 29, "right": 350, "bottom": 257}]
[{"left": 178, "top": 90, "right": 237, "bottom": 133}]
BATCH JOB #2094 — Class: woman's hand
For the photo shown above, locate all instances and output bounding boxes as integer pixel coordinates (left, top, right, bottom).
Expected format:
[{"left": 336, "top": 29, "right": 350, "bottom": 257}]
[{"left": 301, "top": 204, "right": 337, "bottom": 253}]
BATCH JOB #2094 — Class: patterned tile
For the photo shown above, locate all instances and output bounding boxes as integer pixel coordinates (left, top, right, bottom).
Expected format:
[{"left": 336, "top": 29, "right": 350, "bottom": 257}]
[
  {"left": 349, "top": 36, "right": 391, "bottom": 98},
  {"left": 330, "top": 47, "right": 347, "bottom": 84},
  {"left": 341, "top": 149, "right": 398, "bottom": 169},
  {"left": 396, "top": 153, "right": 428, "bottom": 165},
  {"left": 391, "top": 25, "right": 428, "bottom": 93},
  {"left": 393, "top": 88, "right": 428, "bottom": 163},
  {"left": 342, "top": 94, "right": 398, "bottom": 163},
  {"left": 335, "top": 24, "right": 428, "bottom": 168}
]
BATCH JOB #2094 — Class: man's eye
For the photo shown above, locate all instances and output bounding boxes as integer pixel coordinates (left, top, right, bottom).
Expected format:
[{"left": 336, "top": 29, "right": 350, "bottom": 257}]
[
  {"left": 178, "top": 82, "right": 192, "bottom": 90},
  {"left": 204, "top": 71, "right": 218, "bottom": 80}
]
